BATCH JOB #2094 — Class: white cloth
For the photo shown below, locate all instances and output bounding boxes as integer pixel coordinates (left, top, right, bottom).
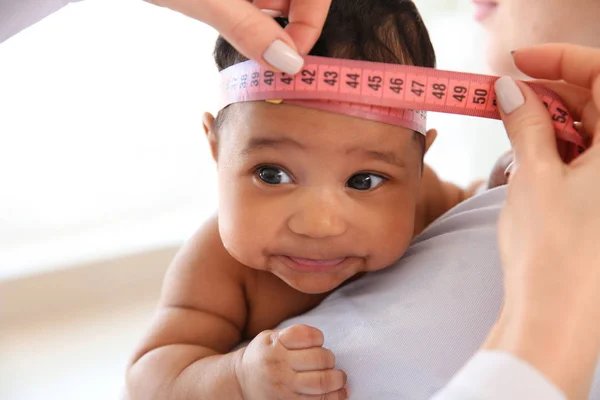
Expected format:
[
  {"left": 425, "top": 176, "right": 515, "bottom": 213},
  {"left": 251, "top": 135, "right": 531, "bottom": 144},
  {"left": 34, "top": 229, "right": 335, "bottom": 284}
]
[
  {"left": 0, "top": 0, "right": 76, "bottom": 43},
  {"left": 432, "top": 351, "right": 565, "bottom": 400},
  {"left": 279, "top": 187, "right": 600, "bottom": 399}
]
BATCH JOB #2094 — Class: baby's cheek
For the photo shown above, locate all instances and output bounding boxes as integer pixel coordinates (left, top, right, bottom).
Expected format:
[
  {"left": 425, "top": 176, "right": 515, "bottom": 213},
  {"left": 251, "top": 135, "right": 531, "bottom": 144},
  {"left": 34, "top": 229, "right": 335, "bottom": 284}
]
[
  {"left": 217, "top": 193, "right": 256, "bottom": 265},
  {"left": 369, "top": 208, "right": 415, "bottom": 270},
  {"left": 217, "top": 192, "right": 273, "bottom": 270},
  {"left": 218, "top": 212, "right": 245, "bottom": 262},
  {"left": 218, "top": 217, "right": 266, "bottom": 271}
]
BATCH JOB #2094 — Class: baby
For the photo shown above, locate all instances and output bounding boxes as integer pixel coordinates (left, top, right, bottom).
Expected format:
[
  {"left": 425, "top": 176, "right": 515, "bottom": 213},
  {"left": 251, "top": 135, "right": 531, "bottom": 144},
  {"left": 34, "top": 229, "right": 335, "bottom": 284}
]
[{"left": 126, "top": 1, "right": 485, "bottom": 399}]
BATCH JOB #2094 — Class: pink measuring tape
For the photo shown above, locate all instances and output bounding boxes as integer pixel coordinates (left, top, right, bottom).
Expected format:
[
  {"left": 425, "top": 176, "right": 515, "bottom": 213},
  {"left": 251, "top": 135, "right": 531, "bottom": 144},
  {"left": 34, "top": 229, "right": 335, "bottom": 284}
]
[{"left": 220, "top": 56, "right": 587, "bottom": 163}]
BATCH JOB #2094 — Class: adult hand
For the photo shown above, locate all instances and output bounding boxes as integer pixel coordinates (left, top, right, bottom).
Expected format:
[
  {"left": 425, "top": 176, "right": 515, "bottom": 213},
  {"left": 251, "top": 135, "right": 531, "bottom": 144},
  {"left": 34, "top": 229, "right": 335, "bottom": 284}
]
[
  {"left": 147, "top": 0, "right": 332, "bottom": 74},
  {"left": 484, "top": 43, "right": 600, "bottom": 400}
]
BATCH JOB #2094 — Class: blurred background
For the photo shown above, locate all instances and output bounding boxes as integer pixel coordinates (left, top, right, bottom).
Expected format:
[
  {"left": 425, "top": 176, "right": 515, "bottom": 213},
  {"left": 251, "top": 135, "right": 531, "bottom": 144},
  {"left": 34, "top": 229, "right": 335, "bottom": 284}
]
[{"left": 0, "top": 0, "right": 509, "bottom": 399}]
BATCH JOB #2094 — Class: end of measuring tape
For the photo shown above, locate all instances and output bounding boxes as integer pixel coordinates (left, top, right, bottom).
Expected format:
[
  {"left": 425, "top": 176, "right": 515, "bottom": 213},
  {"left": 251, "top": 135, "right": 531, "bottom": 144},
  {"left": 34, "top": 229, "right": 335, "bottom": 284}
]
[{"left": 219, "top": 56, "right": 587, "bottom": 162}]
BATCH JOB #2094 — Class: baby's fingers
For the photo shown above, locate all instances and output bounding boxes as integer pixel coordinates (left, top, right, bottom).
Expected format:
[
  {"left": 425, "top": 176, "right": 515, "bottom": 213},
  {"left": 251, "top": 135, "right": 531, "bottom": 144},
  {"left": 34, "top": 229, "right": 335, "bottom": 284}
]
[
  {"left": 299, "top": 387, "right": 349, "bottom": 399},
  {"left": 278, "top": 324, "right": 325, "bottom": 350},
  {"left": 289, "top": 347, "right": 336, "bottom": 371},
  {"left": 293, "top": 369, "right": 347, "bottom": 395}
]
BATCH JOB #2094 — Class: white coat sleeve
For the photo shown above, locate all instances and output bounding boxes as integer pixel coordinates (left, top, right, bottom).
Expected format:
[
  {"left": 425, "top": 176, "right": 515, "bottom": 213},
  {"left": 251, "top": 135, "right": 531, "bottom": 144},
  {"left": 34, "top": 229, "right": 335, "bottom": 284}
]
[
  {"left": 431, "top": 351, "right": 566, "bottom": 400},
  {"left": 0, "top": 0, "right": 80, "bottom": 44}
]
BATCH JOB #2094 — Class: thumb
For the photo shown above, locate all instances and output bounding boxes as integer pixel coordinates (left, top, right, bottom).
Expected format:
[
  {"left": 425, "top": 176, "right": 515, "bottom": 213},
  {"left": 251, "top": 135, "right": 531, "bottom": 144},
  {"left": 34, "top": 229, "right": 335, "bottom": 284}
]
[
  {"left": 157, "top": 0, "right": 304, "bottom": 74},
  {"left": 495, "top": 76, "right": 561, "bottom": 167}
]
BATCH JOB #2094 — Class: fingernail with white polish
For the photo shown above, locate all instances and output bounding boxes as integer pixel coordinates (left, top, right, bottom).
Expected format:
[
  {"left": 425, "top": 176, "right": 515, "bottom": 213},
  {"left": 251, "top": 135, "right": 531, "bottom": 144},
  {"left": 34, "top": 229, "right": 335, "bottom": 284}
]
[
  {"left": 263, "top": 39, "right": 304, "bottom": 75},
  {"left": 261, "top": 9, "right": 283, "bottom": 18},
  {"left": 495, "top": 76, "right": 525, "bottom": 114}
]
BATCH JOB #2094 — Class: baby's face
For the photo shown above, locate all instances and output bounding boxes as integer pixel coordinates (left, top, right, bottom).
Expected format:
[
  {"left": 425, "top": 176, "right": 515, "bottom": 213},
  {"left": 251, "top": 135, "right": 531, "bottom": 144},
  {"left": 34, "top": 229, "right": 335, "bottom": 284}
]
[{"left": 206, "top": 102, "right": 424, "bottom": 294}]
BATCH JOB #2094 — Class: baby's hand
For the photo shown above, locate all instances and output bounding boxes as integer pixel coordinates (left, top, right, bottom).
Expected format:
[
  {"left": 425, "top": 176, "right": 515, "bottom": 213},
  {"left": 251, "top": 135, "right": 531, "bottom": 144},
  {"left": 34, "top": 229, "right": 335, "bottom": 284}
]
[{"left": 235, "top": 324, "right": 348, "bottom": 400}]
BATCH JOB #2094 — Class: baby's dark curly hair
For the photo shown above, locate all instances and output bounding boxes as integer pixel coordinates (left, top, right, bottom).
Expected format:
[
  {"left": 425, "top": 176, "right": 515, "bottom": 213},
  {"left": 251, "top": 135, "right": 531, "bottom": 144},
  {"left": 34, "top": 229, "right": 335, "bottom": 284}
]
[{"left": 214, "top": 0, "right": 435, "bottom": 70}]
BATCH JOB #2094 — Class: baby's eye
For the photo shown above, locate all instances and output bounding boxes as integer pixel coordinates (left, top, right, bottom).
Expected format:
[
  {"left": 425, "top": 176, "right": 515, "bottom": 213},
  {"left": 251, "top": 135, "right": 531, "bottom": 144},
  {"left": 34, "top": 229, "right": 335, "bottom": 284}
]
[
  {"left": 257, "top": 166, "right": 293, "bottom": 185},
  {"left": 346, "top": 173, "right": 386, "bottom": 191}
]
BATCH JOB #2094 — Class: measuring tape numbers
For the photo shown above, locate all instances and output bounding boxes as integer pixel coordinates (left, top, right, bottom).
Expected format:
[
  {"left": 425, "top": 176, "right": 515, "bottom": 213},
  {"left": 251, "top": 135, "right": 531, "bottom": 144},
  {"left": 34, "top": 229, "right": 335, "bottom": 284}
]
[{"left": 220, "top": 56, "right": 586, "bottom": 163}]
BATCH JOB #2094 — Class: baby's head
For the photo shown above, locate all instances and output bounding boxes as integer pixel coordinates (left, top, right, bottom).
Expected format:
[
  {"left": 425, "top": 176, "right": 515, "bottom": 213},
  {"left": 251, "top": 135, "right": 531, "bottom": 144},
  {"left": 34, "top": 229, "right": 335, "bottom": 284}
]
[{"left": 203, "top": 0, "right": 436, "bottom": 294}]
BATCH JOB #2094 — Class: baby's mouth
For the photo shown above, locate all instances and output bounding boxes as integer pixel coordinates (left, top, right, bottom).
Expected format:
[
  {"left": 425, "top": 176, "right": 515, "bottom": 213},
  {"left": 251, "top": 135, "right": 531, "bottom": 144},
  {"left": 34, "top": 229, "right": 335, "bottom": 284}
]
[
  {"left": 288, "top": 256, "right": 346, "bottom": 268},
  {"left": 281, "top": 255, "right": 349, "bottom": 272}
]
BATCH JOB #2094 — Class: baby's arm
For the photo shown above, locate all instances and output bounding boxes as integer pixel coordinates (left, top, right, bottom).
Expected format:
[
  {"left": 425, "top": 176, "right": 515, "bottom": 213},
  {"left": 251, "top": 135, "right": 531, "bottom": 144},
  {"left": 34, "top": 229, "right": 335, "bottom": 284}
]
[
  {"left": 126, "top": 217, "right": 249, "bottom": 399},
  {"left": 126, "top": 216, "right": 347, "bottom": 400}
]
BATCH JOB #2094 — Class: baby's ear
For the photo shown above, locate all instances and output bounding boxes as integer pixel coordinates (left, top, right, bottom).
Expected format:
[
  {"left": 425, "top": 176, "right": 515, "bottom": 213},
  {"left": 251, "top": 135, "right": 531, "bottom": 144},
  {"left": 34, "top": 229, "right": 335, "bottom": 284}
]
[
  {"left": 424, "top": 129, "right": 437, "bottom": 153},
  {"left": 202, "top": 112, "right": 218, "bottom": 162}
]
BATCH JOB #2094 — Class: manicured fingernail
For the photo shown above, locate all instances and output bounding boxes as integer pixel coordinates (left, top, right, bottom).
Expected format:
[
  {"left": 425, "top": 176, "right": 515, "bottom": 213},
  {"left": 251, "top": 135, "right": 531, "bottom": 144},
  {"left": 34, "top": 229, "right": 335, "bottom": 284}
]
[
  {"left": 495, "top": 76, "right": 525, "bottom": 114},
  {"left": 261, "top": 9, "right": 283, "bottom": 18},
  {"left": 263, "top": 39, "right": 303, "bottom": 75}
]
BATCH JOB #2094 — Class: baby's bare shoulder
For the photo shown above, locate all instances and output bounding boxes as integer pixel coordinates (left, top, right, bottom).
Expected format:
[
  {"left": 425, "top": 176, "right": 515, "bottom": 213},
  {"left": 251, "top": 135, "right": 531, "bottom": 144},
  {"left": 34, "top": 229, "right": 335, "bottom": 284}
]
[
  {"left": 163, "top": 215, "right": 251, "bottom": 322},
  {"left": 129, "top": 215, "right": 251, "bottom": 362}
]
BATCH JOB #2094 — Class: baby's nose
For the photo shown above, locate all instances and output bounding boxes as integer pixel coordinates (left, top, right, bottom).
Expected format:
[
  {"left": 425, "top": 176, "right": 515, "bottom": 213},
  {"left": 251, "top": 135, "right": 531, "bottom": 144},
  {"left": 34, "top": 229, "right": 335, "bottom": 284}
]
[{"left": 287, "top": 191, "right": 347, "bottom": 239}]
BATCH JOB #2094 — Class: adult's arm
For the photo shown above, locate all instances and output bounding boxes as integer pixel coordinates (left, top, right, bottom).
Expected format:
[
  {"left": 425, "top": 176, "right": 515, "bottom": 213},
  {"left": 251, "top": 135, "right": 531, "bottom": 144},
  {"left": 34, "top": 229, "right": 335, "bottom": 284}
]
[
  {"left": 0, "top": 0, "right": 332, "bottom": 74},
  {"left": 0, "top": 0, "right": 75, "bottom": 44},
  {"left": 433, "top": 351, "right": 565, "bottom": 399}
]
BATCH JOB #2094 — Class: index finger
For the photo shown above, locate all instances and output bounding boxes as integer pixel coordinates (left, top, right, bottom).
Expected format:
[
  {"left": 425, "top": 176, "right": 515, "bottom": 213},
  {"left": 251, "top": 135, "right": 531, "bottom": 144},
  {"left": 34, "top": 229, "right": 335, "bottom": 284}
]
[
  {"left": 278, "top": 324, "right": 324, "bottom": 350},
  {"left": 513, "top": 43, "right": 600, "bottom": 89},
  {"left": 286, "top": 0, "right": 332, "bottom": 54}
]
